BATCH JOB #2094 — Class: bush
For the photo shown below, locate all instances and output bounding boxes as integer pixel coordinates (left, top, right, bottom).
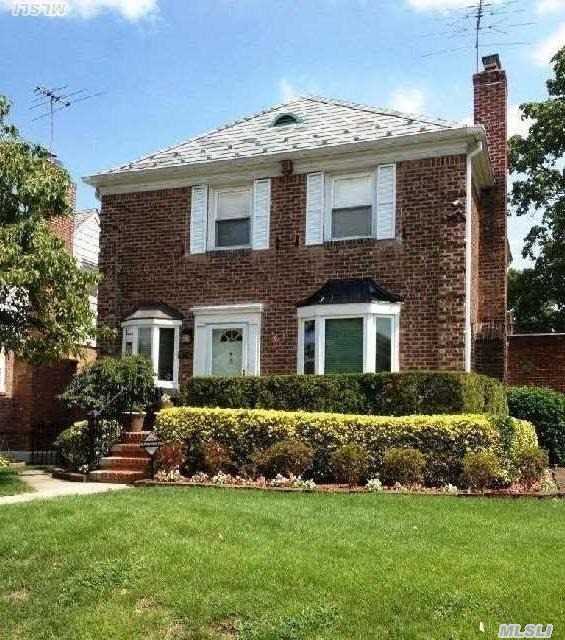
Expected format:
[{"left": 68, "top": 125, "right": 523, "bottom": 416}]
[
  {"left": 253, "top": 439, "right": 314, "bottom": 479},
  {"left": 181, "top": 372, "right": 507, "bottom": 417},
  {"left": 60, "top": 355, "right": 156, "bottom": 414},
  {"left": 508, "top": 386, "right": 565, "bottom": 465},
  {"left": 462, "top": 450, "right": 502, "bottom": 490},
  {"left": 0, "top": 456, "right": 9, "bottom": 469},
  {"left": 155, "top": 407, "right": 534, "bottom": 484},
  {"left": 185, "top": 439, "right": 234, "bottom": 476},
  {"left": 382, "top": 448, "right": 426, "bottom": 486},
  {"left": 55, "top": 419, "right": 121, "bottom": 471},
  {"left": 515, "top": 446, "right": 549, "bottom": 490},
  {"left": 156, "top": 442, "right": 186, "bottom": 474},
  {"left": 330, "top": 444, "right": 369, "bottom": 486}
]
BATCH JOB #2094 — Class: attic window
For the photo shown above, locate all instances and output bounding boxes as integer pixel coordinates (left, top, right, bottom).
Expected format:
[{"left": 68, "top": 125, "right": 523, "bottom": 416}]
[{"left": 272, "top": 113, "right": 299, "bottom": 127}]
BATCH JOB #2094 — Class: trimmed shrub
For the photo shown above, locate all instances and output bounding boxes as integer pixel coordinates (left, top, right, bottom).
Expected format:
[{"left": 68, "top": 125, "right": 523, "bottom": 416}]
[
  {"left": 55, "top": 419, "right": 120, "bottom": 471},
  {"left": 515, "top": 447, "right": 549, "bottom": 490},
  {"left": 508, "top": 386, "right": 565, "bottom": 465},
  {"left": 253, "top": 439, "right": 314, "bottom": 479},
  {"left": 462, "top": 450, "right": 502, "bottom": 490},
  {"left": 60, "top": 355, "right": 156, "bottom": 414},
  {"left": 330, "top": 444, "right": 369, "bottom": 486},
  {"left": 181, "top": 372, "right": 507, "bottom": 417},
  {"left": 155, "top": 407, "right": 534, "bottom": 484},
  {"left": 185, "top": 439, "right": 234, "bottom": 476},
  {"left": 382, "top": 448, "right": 426, "bottom": 486},
  {"left": 0, "top": 456, "right": 9, "bottom": 469}
]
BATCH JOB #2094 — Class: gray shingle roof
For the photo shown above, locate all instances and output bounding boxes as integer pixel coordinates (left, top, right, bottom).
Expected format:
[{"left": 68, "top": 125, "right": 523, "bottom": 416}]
[{"left": 94, "top": 96, "right": 465, "bottom": 177}]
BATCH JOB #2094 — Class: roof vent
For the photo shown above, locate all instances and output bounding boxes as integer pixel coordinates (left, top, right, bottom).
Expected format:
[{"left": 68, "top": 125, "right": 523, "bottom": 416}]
[{"left": 272, "top": 113, "right": 299, "bottom": 127}]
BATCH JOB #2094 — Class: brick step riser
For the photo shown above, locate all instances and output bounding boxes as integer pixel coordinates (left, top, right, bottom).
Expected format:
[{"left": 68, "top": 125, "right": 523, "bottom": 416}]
[
  {"left": 100, "top": 457, "right": 151, "bottom": 471},
  {"left": 88, "top": 470, "right": 147, "bottom": 483},
  {"left": 120, "top": 431, "right": 151, "bottom": 444},
  {"left": 110, "top": 444, "right": 151, "bottom": 459}
]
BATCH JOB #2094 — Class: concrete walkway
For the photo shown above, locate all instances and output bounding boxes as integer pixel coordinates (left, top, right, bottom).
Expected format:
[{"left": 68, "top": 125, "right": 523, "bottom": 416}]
[{"left": 0, "top": 468, "right": 131, "bottom": 506}]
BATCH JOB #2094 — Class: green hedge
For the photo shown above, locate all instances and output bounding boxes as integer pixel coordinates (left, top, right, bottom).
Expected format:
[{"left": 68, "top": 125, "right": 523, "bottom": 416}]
[
  {"left": 155, "top": 407, "right": 533, "bottom": 484},
  {"left": 508, "top": 386, "right": 565, "bottom": 465},
  {"left": 181, "top": 372, "right": 507, "bottom": 417}
]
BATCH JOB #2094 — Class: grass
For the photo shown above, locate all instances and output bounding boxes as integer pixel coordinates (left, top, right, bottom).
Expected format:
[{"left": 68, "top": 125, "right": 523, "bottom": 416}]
[
  {"left": 0, "top": 467, "right": 31, "bottom": 496},
  {"left": 1, "top": 488, "right": 564, "bottom": 639}
]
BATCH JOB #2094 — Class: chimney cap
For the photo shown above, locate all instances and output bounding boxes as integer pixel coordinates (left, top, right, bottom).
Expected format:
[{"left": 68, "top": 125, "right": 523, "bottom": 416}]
[{"left": 482, "top": 53, "right": 501, "bottom": 71}]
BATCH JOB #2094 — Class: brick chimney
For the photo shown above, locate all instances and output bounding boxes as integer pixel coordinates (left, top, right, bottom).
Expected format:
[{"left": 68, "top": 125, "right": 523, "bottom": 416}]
[
  {"left": 472, "top": 53, "right": 508, "bottom": 380},
  {"left": 46, "top": 152, "right": 75, "bottom": 252}
]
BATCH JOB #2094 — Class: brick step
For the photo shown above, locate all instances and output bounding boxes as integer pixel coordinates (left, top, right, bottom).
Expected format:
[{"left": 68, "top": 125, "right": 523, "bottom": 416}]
[
  {"left": 88, "top": 469, "right": 147, "bottom": 483},
  {"left": 110, "top": 443, "right": 151, "bottom": 459},
  {"left": 100, "top": 456, "right": 150, "bottom": 471},
  {"left": 120, "top": 431, "right": 151, "bottom": 444}
]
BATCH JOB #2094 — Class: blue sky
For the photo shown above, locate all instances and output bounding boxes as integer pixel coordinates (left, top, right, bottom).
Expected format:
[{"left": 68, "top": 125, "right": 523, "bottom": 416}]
[{"left": 2, "top": 0, "right": 564, "bottom": 266}]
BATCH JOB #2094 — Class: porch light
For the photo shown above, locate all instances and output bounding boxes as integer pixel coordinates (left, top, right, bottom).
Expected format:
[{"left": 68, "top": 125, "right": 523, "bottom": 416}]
[{"left": 142, "top": 432, "right": 161, "bottom": 479}]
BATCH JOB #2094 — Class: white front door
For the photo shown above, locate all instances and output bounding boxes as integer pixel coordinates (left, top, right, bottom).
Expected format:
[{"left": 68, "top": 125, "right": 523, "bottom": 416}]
[{"left": 211, "top": 327, "right": 244, "bottom": 376}]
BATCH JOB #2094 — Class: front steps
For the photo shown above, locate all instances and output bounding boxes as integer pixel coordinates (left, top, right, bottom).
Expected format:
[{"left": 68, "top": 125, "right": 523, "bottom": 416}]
[{"left": 89, "top": 431, "right": 152, "bottom": 483}]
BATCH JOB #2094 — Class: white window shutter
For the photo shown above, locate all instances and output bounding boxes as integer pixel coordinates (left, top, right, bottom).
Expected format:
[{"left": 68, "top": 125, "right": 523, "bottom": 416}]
[
  {"left": 252, "top": 178, "right": 271, "bottom": 250},
  {"left": 305, "top": 172, "right": 325, "bottom": 245},
  {"left": 375, "top": 164, "right": 396, "bottom": 240},
  {"left": 189, "top": 185, "right": 208, "bottom": 254}
]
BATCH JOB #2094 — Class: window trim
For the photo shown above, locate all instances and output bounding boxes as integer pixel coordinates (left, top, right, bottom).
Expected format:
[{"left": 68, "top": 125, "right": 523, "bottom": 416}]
[
  {"left": 208, "top": 185, "right": 253, "bottom": 251},
  {"left": 0, "top": 349, "right": 6, "bottom": 394},
  {"left": 297, "top": 302, "right": 400, "bottom": 374},
  {"left": 325, "top": 171, "right": 375, "bottom": 242},
  {"left": 192, "top": 304, "right": 263, "bottom": 377},
  {"left": 121, "top": 317, "right": 181, "bottom": 389}
]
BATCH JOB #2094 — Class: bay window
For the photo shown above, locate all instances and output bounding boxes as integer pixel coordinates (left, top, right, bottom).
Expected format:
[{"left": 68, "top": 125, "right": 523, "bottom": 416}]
[
  {"left": 297, "top": 302, "right": 400, "bottom": 375},
  {"left": 121, "top": 311, "right": 182, "bottom": 389}
]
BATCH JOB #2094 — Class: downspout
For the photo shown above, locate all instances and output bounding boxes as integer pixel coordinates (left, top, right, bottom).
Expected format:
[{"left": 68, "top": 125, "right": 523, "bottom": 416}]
[{"left": 465, "top": 141, "right": 483, "bottom": 372}]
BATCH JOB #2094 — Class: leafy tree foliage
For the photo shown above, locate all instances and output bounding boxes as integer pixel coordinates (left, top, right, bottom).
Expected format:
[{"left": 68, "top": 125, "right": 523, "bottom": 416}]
[
  {"left": 509, "top": 47, "right": 565, "bottom": 332},
  {"left": 0, "top": 95, "right": 97, "bottom": 362}
]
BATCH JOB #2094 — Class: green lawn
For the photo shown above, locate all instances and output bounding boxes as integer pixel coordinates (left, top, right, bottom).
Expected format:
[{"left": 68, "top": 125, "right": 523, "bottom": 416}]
[
  {"left": 1, "top": 488, "right": 564, "bottom": 640},
  {"left": 0, "top": 467, "right": 30, "bottom": 496}
]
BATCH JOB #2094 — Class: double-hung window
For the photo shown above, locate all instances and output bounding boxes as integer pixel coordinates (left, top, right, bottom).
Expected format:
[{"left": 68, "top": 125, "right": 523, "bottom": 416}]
[
  {"left": 212, "top": 186, "right": 252, "bottom": 249},
  {"left": 330, "top": 173, "right": 373, "bottom": 240}
]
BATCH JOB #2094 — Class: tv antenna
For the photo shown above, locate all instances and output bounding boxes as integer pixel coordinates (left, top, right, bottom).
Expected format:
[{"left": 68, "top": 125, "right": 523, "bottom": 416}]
[
  {"left": 418, "top": 0, "right": 534, "bottom": 69},
  {"left": 30, "top": 85, "right": 105, "bottom": 151}
]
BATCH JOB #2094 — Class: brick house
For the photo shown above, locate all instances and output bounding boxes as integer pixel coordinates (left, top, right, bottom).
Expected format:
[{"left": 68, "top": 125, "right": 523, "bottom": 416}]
[
  {"left": 0, "top": 206, "right": 99, "bottom": 457},
  {"left": 85, "top": 55, "right": 508, "bottom": 390}
]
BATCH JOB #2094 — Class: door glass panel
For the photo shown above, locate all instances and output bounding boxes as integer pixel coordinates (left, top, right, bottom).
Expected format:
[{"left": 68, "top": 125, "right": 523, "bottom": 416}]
[
  {"left": 303, "top": 320, "right": 315, "bottom": 374},
  {"left": 138, "top": 327, "right": 152, "bottom": 360},
  {"left": 158, "top": 328, "right": 175, "bottom": 381},
  {"left": 211, "top": 328, "right": 243, "bottom": 376},
  {"left": 375, "top": 317, "right": 392, "bottom": 372},
  {"left": 324, "top": 318, "right": 363, "bottom": 374}
]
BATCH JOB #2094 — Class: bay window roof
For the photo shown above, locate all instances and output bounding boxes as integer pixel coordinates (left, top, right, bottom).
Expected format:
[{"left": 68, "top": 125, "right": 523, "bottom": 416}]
[
  {"left": 297, "top": 278, "right": 402, "bottom": 308},
  {"left": 124, "top": 303, "right": 183, "bottom": 322}
]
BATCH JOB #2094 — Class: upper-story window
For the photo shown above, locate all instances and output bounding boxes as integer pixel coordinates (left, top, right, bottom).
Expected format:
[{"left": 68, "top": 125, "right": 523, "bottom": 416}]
[
  {"left": 189, "top": 179, "right": 271, "bottom": 255},
  {"left": 305, "top": 164, "right": 396, "bottom": 246},
  {"left": 211, "top": 186, "right": 252, "bottom": 249},
  {"left": 330, "top": 172, "right": 373, "bottom": 240}
]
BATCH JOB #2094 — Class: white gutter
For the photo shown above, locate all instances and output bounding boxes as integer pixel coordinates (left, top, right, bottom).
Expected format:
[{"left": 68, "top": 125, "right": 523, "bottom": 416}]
[{"left": 465, "top": 141, "right": 483, "bottom": 372}]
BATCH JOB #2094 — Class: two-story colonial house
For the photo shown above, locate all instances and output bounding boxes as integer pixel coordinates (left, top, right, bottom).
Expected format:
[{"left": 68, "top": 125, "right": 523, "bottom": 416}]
[{"left": 85, "top": 55, "right": 508, "bottom": 390}]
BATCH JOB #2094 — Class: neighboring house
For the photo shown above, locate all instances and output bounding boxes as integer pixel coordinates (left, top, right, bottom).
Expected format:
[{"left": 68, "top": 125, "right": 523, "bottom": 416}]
[
  {"left": 85, "top": 55, "right": 508, "bottom": 390},
  {"left": 0, "top": 204, "right": 100, "bottom": 457}
]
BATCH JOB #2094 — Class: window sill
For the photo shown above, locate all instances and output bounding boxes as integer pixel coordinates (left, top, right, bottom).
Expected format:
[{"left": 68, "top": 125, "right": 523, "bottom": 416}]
[{"left": 323, "top": 237, "right": 398, "bottom": 248}]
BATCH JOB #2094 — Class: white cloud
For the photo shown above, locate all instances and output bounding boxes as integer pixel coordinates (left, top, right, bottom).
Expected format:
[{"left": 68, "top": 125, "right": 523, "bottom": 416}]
[
  {"left": 508, "top": 104, "right": 532, "bottom": 139},
  {"left": 533, "top": 22, "right": 565, "bottom": 64},
  {"left": 279, "top": 78, "right": 300, "bottom": 103},
  {"left": 389, "top": 87, "right": 426, "bottom": 114},
  {"left": 0, "top": 0, "right": 158, "bottom": 20},
  {"left": 537, "top": 0, "right": 565, "bottom": 13}
]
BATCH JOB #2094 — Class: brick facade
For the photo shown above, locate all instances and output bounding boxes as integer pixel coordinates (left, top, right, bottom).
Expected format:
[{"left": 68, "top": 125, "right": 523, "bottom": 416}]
[
  {"left": 508, "top": 335, "right": 565, "bottom": 393},
  {"left": 98, "top": 155, "right": 472, "bottom": 380}
]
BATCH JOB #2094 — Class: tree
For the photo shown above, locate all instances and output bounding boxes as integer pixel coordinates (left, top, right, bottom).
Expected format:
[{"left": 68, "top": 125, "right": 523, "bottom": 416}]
[
  {"left": 509, "top": 46, "right": 565, "bottom": 332},
  {"left": 0, "top": 95, "right": 97, "bottom": 362}
]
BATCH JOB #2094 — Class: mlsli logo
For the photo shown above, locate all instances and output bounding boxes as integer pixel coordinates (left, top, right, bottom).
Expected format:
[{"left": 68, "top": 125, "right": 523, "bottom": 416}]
[
  {"left": 11, "top": 3, "right": 68, "bottom": 17},
  {"left": 498, "top": 624, "right": 553, "bottom": 638}
]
